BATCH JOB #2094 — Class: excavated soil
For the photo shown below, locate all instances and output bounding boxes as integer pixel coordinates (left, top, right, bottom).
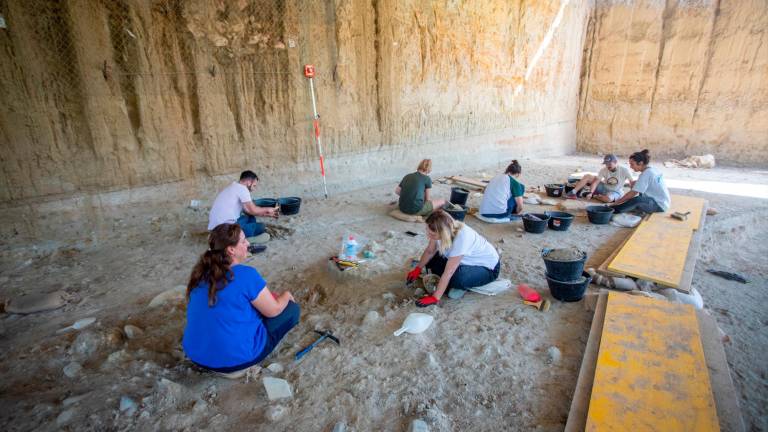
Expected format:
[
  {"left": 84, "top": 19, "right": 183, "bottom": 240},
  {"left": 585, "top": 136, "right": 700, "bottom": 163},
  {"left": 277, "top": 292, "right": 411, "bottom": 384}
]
[{"left": 0, "top": 155, "right": 766, "bottom": 431}]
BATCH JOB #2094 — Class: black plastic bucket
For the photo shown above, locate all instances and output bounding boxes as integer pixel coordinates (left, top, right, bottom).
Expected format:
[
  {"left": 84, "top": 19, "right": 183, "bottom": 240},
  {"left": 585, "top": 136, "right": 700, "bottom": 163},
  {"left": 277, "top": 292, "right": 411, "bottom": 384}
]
[
  {"left": 565, "top": 184, "right": 575, "bottom": 194},
  {"left": 546, "top": 271, "right": 592, "bottom": 302},
  {"left": 545, "top": 184, "right": 565, "bottom": 197},
  {"left": 278, "top": 197, "right": 302, "bottom": 215},
  {"left": 586, "top": 205, "right": 614, "bottom": 224},
  {"left": 450, "top": 187, "right": 470, "bottom": 206},
  {"left": 254, "top": 198, "right": 277, "bottom": 207},
  {"left": 443, "top": 204, "right": 468, "bottom": 221},
  {"left": 546, "top": 211, "right": 574, "bottom": 231},
  {"left": 522, "top": 213, "right": 550, "bottom": 234},
  {"left": 542, "top": 248, "right": 587, "bottom": 281}
]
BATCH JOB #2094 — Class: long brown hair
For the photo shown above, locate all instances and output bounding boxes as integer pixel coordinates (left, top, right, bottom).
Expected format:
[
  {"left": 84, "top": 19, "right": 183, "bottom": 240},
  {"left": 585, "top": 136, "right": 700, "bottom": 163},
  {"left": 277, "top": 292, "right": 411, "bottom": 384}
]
[
  {"left": 187, "top": 223, "right": 241, "bottom": 306},
  {"left": 425, "top": 210, "right": 463, "bottom": 254}
]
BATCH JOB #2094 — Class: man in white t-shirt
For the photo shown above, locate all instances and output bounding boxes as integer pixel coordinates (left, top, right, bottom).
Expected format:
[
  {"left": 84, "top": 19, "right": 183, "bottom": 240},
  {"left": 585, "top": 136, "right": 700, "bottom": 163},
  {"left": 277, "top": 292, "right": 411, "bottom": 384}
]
[
  {"left": 566, "top": 154, "right": 633, "bottom": 202},
  {"left": 208, "top": 171, "right": 278, "bottom": 241}
]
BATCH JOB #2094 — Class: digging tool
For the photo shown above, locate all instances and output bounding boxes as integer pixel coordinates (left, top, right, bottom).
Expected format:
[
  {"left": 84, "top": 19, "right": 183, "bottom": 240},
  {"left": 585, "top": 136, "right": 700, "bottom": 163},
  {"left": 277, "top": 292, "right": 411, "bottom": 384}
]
[
  {"left": 523, "top": 298, "right": 551, "bottom": 312},
  {"left": 295, "top": 330, "right": 340, "bottom": 361},
  {"left": 671, "top": 211, "right": 691, "bottom": 221}
]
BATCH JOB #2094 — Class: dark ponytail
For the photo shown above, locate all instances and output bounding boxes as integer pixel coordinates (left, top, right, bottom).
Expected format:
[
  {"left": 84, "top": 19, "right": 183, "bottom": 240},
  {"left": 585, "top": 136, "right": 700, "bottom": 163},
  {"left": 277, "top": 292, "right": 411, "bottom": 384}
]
[
  {"left": 187, "top": 223, "right": 241, "bottom": 306},
  {"left": 630, "top": 149, "right": 651, "bottom": 165},
  {"left": 505, "top": 160, "right": 522, "bottom": 175}
]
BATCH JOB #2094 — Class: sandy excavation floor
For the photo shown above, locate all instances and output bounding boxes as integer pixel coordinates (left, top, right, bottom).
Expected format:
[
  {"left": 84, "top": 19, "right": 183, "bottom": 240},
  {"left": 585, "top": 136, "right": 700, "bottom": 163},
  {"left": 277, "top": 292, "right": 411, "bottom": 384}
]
[{"left": 0, "top": 155, "right": 766, "bottom": 431}]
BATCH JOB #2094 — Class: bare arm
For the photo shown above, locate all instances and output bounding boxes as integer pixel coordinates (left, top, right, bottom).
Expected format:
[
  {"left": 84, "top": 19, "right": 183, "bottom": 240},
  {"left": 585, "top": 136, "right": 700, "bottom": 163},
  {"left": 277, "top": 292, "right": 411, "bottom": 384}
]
[
  {"left": 416, "top": 239, "right": 438, "bottom": 268},
  {"left": 250, "top": 286, "right": 294, "bottom": 318},
  {"left": 432, "top": 255, "right": 462, "bottom": 300},
  {"left": 513, "top": 196, "right": 524, "bottom": 215},
  {"left": 609, "top": 190, "right": 637, "bottom": 206},
  {"left": 243, "top": 201, "right": 278, "bottom": 218},
  {"left": 424, "top": 187, "right": 431, "bottom": 202},
  {"left": 395, "top": 186, "right": 402, "bottom": 196}
]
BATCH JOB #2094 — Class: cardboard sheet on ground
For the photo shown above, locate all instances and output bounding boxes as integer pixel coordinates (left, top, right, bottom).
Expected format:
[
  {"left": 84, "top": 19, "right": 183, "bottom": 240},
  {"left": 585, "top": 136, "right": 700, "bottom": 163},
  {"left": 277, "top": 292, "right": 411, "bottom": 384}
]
[{"left": 389, "top": 209, "right": 423, "bottom": 223}]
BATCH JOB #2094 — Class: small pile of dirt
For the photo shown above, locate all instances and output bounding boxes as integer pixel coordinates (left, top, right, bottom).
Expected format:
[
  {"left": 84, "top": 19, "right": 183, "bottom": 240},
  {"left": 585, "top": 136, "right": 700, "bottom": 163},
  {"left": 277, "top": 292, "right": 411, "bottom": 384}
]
[{"left": 545, "top": 247, "right": 585, "bottom": 261}]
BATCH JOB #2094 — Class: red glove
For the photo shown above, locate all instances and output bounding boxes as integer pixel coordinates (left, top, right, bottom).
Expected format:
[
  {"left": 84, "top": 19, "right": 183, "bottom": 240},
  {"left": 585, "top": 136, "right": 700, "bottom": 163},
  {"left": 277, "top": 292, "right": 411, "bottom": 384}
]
[
  {"left": 416, "top": 295, "right": 439, "bottom": 307},
  {"left": 406, "top": 266, "right": 423, "bottom": 283}
]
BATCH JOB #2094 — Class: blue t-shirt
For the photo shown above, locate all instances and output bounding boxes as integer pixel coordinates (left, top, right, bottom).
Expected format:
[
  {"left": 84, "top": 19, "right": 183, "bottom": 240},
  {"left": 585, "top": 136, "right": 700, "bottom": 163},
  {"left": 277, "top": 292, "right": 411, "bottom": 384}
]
[{"left": 182, "top": 265, "right": 268, "bottom": 368}]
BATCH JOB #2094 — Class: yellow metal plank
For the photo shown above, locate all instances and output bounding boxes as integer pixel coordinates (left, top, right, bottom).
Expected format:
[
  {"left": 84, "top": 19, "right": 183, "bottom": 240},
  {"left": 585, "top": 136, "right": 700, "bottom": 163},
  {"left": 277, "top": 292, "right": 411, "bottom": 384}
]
[
  {"left": 586, "top": 292, "right": 719, "bottom": 432},
  {"left": 607, "top": 220, "right": 693, "bottom": 287}
]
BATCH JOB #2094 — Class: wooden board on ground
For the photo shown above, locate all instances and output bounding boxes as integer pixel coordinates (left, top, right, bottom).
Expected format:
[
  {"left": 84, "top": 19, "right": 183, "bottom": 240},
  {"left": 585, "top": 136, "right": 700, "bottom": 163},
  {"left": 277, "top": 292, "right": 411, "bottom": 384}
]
[
  {"left": 565, "top": 290, "right": 608, "bottom": 432},
  {"left": 449, "top": 176, "right": 487, "bottom": 191},
  {"left": 567, "top": 292, "right": 744, "bottom": 432},
  {"left": 608, "top": 220, "right": 694, "bottom": 287},
  {"left": 676, "top": 204, "right": 708, "bottom": 293},
  {"left": 649, "top": 194, "right": 707, "bottom": 231},
  {"left": 585, "top": 229, "right": 635, "bottom": 278},
  {"left": 586, "top": 292, "right": 719, "bottom": 431},
  {"left": 607, "top": 195, "right": 707, "bottom": 289}
]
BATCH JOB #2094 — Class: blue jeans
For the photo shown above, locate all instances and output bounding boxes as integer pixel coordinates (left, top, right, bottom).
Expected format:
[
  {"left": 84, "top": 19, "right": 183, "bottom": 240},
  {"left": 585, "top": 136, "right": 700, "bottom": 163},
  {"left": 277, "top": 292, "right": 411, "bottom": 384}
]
[
  {"left": 237, "top": 214, "right": 266, "bottom": 237},
  {"left": 613, "top": 195, "right": 663, "bottom": 214},
  {"left": 200, "top": 301, "right": 300, "bottom": 373},
  {"left": 426, "top": 254, "right": 500, "bottom": 291},
  {"left": 481, "top": 196, "right": 519, "bottom": 219}
]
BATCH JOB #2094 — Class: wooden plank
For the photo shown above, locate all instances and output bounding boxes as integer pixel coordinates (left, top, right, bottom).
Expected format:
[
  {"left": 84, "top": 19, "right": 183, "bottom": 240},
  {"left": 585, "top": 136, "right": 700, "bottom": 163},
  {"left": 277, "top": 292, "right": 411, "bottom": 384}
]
[
  {"left": 697, "top": 310, "right": 746, "bottom": 432},
  {"left": 449, "top": 176, "right": 487, "bottom": 191},
  {"left": 648, "top": 194, "right": 707, "bottom": 231},
  {"left": 565, "top": 290, "right": 608, "bottom": 432},
  {"left": 676, "top": 204, "right": 708, "bottom": 293},
  {"left": 595, "top": 229, "right": 634, "bottom": 278},
  {"left": 608, "top": 220, "right": 694, "bottom": 287},
  {"left": 586, "top": 292, "right": 720, "bottom": 431}
]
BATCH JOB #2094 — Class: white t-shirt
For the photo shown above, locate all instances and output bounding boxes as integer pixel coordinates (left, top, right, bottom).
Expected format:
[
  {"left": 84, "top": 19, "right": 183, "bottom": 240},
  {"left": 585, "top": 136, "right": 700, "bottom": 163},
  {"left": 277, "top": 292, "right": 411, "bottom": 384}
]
[
  {"left": 207, "top": 182, "right": 252, "bottom": 230},
  {"left": 438, "top": 225, "right": 499, "bottom": 269},
  {"left": 479, "top": 174, "right": 511, "bottom": 215},
  {"left": 632, "top": 167, "right": 671, "bottom": 211},
  {"left": 598, "top": 165, "right": 633, "bottom": 192}
]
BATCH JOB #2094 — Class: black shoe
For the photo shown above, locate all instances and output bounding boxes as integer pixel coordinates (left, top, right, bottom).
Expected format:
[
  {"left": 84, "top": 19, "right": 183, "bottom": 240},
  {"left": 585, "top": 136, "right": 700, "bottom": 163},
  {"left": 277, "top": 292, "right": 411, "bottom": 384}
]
[{"left": 248, "top": 244, "right": 267, "bottom": 254}]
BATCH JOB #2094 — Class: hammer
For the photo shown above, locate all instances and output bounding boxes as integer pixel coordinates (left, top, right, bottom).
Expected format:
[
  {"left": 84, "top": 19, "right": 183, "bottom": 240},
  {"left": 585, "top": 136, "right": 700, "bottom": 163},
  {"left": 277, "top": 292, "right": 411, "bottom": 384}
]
[{"left": 294, "top": 330, "right": 340, "bottom": 361}]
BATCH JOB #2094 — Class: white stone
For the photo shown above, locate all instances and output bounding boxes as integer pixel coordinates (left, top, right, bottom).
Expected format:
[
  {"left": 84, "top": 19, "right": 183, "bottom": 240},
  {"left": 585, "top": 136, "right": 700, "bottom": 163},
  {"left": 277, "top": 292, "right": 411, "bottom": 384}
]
[
  {"left": 266, "top": 404, "right": 287, "bottom": 421},
  {"left": 333, "top": 422, "right": 347, "bottom": 432},
  {"left": 410, "top": 419, "right": 429, "bottom": 432},
  {"left": 148, "top": 285, "right": 186, "bottom": 308},
  {"left": 63, "top": 362, "right": 82, "bottom": 378},
  {"left": 62, "top": 393, "right": 89, "bottom": 407},
  {"left": 547, "top": 346, "right": 562, "bottom": 365},
  {"left": 382, "top": 292, "right": 395, "bottom": 301},
  {"left": 124, "top": 325, "right": 144, "bottom": 339},
  {"left": 362, "top": 310, "right": 380, "bottom": 326},
  {"left": 71, "top": 317, "right": 96, "bottom": 330},
  {"left": 266, "top": 363, "right": 284, "bottom": 374},
  {"left": 56, "top": 409, "right": 75, "bottom": 426},
  {"left": 263, "top": 377, "right": 293, "bottom": 400},
  {"left": 119, "top": 396, "right": 137, "bottom": 416}
]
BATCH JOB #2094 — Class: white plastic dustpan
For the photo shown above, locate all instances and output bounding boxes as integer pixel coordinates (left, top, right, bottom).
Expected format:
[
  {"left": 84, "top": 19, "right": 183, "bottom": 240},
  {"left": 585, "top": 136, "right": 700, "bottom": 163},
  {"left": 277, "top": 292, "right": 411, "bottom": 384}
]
[{"left": 393, "top": 313, "right": 434, "bottom": 336}]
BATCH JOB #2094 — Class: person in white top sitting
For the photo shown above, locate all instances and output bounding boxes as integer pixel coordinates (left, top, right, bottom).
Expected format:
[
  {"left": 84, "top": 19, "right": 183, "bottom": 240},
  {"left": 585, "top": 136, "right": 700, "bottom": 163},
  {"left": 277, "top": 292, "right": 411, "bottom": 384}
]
[
  {"left": 609, "top": 149, "right": 671, "bottom": 214},
  {"left": 208, "top": 171, "right": 278, "bottom": 241},
  {"left": 478, "top": 160, "right": 525, "bottom": 221},
  {"left": 566, "top": 154, "right": 633, "bottom": 202},
  {"left": 406, "top": 210, "right": 501, "bottom": 307}
]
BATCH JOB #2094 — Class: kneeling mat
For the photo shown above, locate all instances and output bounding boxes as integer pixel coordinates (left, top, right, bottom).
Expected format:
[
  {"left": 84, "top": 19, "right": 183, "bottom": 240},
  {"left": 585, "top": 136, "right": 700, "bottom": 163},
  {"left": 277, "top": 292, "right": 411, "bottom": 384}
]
[{"left": 389, "top": 209, "right": 423, "bottom": 223}]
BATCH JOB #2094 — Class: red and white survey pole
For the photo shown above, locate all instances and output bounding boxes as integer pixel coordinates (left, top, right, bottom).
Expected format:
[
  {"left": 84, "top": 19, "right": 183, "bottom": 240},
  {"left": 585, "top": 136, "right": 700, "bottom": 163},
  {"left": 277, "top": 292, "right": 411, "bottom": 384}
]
[{"left": 304, "top": 64, "right": 329, "bottom": 199}]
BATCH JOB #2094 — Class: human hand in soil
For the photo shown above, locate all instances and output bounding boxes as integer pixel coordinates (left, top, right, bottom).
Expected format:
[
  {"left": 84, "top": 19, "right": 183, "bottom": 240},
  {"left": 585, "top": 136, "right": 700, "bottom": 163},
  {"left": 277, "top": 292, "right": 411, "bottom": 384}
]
[
  {"left": 406, "top": 266, "right": 422, "bottom": 283},
  {"left": 416, "top": 295, "right": 438, "bottom": 307},
  {"left": 279, "top": 291, "right": 295, "bottom": 303}
]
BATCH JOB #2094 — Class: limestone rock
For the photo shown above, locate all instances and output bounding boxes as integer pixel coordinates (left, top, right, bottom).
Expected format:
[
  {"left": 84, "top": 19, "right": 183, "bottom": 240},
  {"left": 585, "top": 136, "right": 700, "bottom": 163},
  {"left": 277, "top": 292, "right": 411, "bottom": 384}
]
[
  {"left": 547, "top": 346, "right": 562, "bottom": 365},
  {"left": 263, "top": 377, "right": 292, "bottom": 401},
  {"left": 6, "top": 291, "right": 66, "bottom": 314},
  {"left": 266, "top": 363, "right": 284, "bottom": 374},
  {"left": 148, "top": 286, "right": 186, "bottom": 308},
  {"left": 410, "top": 419, "right": 429, "bottom": 432},
  {"left": 63, "top": 362, "right": 82, "bottom": 378},
  {"left": 123, "top": 325, "right": 144, "bottom": 339},
  {"left": 56, "top": 409, "right": 75, "bottom": 427},
  {"left": 119, "top": 396, "right": 138, "bottom": 416}
]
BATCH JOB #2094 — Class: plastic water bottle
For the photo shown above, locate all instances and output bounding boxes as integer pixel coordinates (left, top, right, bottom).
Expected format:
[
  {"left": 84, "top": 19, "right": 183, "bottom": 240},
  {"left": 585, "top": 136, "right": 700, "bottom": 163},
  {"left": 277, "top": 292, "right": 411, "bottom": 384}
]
[{"left": 341, "top": 235, "right": 359, "bottom": 261}]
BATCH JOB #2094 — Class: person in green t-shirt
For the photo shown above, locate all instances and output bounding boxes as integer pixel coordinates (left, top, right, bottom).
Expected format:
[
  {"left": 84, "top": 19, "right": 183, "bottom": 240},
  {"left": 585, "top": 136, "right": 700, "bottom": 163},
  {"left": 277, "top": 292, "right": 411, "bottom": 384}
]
[{"left": 396, "top": 159, "right": 446, "bottom": 216}]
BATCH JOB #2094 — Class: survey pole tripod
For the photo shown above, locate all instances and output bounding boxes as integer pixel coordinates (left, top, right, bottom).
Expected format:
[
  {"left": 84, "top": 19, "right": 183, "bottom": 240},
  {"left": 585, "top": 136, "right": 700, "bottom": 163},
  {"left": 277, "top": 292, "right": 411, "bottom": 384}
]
[{"left": 304, "top": 64, "right": 329, "bottom": 199}]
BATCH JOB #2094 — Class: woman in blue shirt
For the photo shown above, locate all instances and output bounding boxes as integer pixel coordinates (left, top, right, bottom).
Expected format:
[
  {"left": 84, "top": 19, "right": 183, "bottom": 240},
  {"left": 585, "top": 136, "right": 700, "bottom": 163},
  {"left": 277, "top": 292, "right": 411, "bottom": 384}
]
[
  {"left": 610, "top": 149, "right": 671, "bottom": 214},
  {"left": 183, "top": 223, "right": 300, "bottom": 378}
]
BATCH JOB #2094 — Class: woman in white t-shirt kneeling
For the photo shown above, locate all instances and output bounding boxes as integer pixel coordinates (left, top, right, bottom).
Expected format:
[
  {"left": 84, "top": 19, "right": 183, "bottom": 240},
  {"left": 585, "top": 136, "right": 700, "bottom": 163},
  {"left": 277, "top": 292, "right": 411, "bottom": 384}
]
[
  {"left": 610, "top": 149, "right": 671, "bottom": 214},
  {"left": 406, "top": 210, "right": 501, "bottom": 307}
]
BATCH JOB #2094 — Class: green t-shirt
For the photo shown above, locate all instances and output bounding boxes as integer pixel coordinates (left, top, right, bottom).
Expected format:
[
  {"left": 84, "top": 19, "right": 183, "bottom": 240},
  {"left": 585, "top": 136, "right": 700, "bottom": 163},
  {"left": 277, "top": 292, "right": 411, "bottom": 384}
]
[
  {"left": 510, "top": 176, "right": 524, "bottom": 197},
  {"left": 398, "top": 172, "right": 432, "bottom": 214}
]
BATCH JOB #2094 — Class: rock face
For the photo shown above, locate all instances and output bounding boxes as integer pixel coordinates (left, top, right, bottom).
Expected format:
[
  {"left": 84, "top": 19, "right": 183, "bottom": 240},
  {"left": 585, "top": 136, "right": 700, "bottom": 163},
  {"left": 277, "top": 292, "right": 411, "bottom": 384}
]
[
  {"left": 577, "top": 0, "right": 768, "bottom": 164},
  {"left": 0, "top": 1, "right": 590, "bottom": 244}
]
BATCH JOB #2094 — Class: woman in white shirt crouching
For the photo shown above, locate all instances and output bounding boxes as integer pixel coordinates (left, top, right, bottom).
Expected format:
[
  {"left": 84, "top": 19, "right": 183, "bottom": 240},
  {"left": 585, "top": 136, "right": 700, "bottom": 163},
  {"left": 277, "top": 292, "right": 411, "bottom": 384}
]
[{"left": 406, "top": 210, "right": 501, "bottom": 307}]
